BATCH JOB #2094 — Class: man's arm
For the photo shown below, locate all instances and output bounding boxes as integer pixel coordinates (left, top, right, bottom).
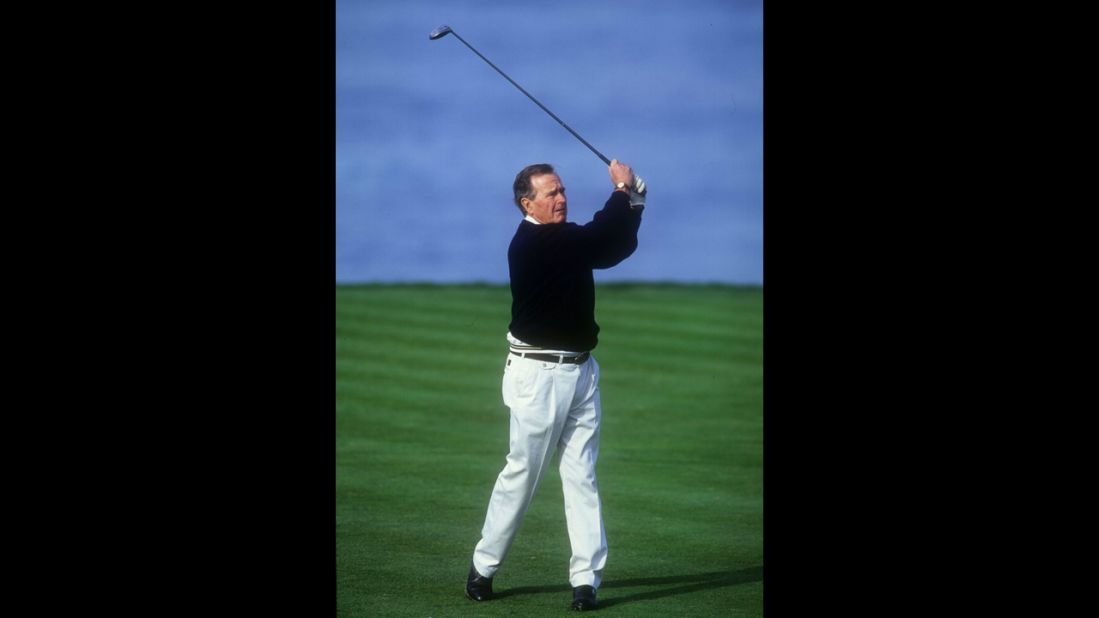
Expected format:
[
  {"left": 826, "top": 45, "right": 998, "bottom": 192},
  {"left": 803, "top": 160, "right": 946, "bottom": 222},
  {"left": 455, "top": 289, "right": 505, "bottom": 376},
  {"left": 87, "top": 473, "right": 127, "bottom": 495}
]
[{"left": 578, "top": 160, "right": 643, "bottom": 269}]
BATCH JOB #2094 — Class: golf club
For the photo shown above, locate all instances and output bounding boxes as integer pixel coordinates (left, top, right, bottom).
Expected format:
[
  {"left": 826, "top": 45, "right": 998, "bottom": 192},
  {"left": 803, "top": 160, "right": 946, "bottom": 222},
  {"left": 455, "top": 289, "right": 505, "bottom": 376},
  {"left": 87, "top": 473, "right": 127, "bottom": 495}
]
[{"left": 429, "top": 24, "right": 645, "bottom": 194}]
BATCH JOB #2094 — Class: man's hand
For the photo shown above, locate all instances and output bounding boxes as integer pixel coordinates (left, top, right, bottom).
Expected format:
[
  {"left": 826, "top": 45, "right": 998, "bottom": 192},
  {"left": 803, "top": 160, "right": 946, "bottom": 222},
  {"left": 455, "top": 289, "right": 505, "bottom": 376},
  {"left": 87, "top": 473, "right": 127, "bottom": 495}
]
[{"left": 609, "top": 160, "right": 634, "bottom": 191}]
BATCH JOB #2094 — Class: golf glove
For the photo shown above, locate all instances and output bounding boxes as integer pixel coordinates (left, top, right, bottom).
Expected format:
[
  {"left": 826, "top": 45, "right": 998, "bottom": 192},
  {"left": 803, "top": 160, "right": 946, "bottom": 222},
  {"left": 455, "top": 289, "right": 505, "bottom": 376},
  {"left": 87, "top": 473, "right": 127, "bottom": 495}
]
[{"left": 630, "top": 174, "right": 647, "bottom": 207}]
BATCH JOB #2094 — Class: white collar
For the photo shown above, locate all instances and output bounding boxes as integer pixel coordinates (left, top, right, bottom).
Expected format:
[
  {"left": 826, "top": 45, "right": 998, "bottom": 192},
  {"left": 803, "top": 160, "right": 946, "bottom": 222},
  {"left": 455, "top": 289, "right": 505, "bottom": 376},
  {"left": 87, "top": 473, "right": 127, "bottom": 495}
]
[{"left": 524, "top": 214, "right": 542, "bottom": 225}]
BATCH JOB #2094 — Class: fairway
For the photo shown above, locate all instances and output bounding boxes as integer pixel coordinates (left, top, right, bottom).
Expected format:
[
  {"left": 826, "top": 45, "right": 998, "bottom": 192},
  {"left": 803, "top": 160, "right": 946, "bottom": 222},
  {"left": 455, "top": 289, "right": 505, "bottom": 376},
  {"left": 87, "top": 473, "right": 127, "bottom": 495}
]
[{"left": 336, "top": 284, "right": 763, "bottom": 616}]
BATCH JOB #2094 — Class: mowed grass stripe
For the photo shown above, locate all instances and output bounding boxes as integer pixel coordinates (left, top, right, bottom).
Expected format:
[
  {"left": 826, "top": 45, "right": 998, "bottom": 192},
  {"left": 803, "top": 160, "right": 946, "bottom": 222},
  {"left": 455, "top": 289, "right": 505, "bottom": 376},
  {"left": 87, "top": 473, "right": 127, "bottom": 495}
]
[
  {"left": 335, "top": 336, "right": 506, "bottom": 384},
  {"left": 598, "top": 328, "right": 761, "bottom": 360},
  {"left": 596, "top": 310, "right": 762, "bottom": 341},
  {"left": 336, "top": 334, "right": 501, "bottom": 367},
  {"left": 336, "top": 286, "right": 510, "bottom": 319},
  {"left": 597, "top": 283, "right": 761, "bottom": 303},
  {"left": 335, "top": 305, "right": 506, "bottom": 332},
  {"left": 335, "top": 372, "right": 500, "bottom": 416},
  {"left": 597, "top": 314, "right": 761, "bottom": 342},
  {"left": 602, "top": 299, "right": 756, "bottom": 321},
  {"left": 596, "top": 352, "right": 762, "bottom": 378},
  {"left": 597, "top": 285, "right": 762, "bottom": 317},
  {"left": 335, "top": 317, "right": 506, "bottom": 355},
  {"left": 335, "top": 303, "right": 509, "bottom": 335}
]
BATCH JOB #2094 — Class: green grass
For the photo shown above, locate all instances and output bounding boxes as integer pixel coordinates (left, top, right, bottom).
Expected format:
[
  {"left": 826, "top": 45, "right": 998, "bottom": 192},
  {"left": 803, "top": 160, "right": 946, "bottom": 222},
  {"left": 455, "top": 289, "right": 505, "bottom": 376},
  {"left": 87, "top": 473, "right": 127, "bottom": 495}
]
[{"left": 337, "top": 283, "right": 763, "bottom": 616}]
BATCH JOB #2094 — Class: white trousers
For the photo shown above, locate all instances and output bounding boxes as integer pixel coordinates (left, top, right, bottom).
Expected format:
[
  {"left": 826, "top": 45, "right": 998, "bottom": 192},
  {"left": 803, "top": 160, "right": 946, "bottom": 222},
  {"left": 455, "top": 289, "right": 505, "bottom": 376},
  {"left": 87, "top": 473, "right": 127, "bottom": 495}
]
[{"left": 472, "top": 353, "right": 608, "bottom": 589}]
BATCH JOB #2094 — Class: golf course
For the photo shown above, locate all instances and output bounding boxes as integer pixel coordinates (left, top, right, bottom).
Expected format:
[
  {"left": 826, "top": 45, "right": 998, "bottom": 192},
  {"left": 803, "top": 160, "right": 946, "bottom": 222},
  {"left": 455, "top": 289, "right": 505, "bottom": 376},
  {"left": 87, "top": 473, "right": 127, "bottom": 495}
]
[{"left": 336, "top": 283, "right": 763, "bottom": 616}]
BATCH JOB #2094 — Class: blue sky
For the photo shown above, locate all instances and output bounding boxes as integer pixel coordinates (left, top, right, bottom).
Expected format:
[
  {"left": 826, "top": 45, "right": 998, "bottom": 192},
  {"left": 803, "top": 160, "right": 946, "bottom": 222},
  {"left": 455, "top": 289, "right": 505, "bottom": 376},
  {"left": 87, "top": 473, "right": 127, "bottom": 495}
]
[{"left": 336, "top": 0, "right": 762, "bottom": 284}]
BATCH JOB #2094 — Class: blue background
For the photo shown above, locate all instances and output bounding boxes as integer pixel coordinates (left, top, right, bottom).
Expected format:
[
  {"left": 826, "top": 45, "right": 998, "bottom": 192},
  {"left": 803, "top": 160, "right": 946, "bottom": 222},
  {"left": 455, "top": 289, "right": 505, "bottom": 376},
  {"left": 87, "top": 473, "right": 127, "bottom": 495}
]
[{"left": 336, "top": 0, "right": 762, "bottom": 284}]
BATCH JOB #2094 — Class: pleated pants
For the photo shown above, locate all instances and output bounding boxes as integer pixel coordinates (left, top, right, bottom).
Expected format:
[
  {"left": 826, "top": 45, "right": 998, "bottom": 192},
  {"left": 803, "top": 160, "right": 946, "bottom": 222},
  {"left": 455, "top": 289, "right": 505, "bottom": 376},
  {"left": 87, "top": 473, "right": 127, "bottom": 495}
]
[{"left": 472, "top": 352, "right": 607, "bottom": 588}]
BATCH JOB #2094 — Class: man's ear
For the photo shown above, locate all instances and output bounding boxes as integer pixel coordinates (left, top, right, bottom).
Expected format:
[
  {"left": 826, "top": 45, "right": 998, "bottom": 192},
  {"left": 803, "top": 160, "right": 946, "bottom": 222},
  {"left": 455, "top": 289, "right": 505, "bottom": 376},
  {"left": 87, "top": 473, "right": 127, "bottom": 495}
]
[{"left": 520, "top": 198, "right": 531, "bottom": 213}]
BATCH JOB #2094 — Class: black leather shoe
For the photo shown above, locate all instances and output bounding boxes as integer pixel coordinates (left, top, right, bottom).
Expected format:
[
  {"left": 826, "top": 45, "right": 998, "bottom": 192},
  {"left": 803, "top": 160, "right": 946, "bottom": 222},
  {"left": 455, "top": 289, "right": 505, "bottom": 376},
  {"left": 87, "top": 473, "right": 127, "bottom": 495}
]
[
  {"left": 465, "top": 563, "right": 493, "bottom": 601},
  {"left": 571, "top": 585, "right": 597, "bottom": 611}
]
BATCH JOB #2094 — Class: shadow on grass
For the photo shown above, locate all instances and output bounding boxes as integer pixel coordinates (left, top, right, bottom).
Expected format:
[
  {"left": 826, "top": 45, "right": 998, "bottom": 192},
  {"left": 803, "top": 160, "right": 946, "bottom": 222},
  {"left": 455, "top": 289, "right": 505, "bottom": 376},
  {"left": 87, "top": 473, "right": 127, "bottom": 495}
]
[{"left": 494, "top": 566, "right": 763, "bottom": 606}]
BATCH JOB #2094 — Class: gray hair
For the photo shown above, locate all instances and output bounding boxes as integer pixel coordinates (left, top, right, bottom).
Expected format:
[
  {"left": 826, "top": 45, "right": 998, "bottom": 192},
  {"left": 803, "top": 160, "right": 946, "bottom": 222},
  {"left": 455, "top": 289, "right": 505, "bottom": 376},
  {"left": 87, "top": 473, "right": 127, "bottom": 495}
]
[{"left": 512, "top": 163, "right": 555, "bottom": 214}]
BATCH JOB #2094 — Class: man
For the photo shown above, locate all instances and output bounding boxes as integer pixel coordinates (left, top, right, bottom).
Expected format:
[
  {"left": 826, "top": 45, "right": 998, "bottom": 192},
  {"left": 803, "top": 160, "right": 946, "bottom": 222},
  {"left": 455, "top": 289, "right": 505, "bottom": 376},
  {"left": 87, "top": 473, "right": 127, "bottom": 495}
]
[{"left": 465, "top": 160, "right": 645, "bottom": 611}]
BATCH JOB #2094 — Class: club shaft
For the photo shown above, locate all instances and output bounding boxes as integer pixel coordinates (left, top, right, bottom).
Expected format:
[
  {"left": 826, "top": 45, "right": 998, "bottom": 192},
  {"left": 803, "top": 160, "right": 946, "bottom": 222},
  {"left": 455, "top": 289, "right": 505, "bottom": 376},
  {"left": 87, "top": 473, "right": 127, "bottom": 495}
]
[{"left": 449, "top": 30, "right": 612, "bottom": 166}]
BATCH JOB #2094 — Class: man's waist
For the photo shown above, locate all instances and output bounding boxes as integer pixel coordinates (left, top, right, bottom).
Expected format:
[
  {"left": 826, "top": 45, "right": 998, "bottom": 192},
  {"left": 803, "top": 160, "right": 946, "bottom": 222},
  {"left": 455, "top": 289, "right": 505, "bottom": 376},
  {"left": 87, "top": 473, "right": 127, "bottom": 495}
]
[
  {"left": 509, "top": 350, "right": 591, "bottom": 365},
  {"left": 506, "top": 331, "right": 587, "bottom": 357}
]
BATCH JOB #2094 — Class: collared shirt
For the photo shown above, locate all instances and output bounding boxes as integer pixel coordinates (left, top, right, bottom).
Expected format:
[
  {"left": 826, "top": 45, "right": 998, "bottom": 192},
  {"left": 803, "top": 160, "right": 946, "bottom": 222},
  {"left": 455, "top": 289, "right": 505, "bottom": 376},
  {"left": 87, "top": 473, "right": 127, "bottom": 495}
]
[{"left": 524, "top": 214, "right": 541, "bottom": 225}]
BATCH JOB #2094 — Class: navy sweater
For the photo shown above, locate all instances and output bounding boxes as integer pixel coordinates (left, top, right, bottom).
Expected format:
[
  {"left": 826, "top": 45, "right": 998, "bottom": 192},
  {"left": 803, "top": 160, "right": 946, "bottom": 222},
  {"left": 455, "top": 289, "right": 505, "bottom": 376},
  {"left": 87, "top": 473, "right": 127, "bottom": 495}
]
[{"left": 508, "top": 191, "right": 642, "bottom": 351}]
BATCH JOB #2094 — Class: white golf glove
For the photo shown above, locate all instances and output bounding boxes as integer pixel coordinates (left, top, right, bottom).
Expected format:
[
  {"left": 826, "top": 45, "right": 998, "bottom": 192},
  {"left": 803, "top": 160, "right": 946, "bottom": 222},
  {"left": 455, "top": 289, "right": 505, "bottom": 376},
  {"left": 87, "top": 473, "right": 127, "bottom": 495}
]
[{"left": 630, "top": 174, "right": 647, "bottom": 208}]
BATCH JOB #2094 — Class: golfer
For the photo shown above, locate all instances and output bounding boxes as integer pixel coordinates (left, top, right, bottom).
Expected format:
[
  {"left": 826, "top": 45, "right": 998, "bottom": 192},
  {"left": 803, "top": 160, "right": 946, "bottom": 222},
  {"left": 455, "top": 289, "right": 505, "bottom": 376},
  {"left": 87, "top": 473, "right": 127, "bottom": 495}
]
[{"left": 465, "top": 160, "right": 645, "bottom": 611}]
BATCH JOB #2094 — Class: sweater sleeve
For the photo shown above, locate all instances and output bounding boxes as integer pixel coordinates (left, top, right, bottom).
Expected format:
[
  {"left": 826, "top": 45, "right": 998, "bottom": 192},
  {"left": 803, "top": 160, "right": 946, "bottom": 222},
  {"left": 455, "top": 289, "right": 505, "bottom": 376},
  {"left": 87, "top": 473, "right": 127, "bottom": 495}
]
[{"left": 578, "top": 191, "right": 643, "bottom": 269}]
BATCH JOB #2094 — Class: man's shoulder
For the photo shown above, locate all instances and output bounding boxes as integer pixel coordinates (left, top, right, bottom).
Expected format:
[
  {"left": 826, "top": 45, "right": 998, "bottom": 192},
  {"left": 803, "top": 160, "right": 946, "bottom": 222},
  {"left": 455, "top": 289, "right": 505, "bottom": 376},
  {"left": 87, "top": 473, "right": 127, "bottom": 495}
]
[{"left": 515, "top": 221, "right": 583, "bottom": 248}]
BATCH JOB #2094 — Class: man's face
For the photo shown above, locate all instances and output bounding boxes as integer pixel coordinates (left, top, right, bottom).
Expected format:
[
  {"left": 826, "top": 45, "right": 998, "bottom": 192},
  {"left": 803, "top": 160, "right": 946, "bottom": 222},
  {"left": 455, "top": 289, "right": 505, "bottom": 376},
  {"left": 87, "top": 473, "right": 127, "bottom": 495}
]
[{"left": 523, "top": 173, "right": 568, "bottom": 224}]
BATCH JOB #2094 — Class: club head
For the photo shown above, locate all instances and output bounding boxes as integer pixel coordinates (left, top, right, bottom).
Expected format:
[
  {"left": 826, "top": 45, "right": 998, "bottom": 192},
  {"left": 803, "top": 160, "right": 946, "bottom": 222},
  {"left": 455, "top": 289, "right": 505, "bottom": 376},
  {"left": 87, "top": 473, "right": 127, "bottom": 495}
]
[{"left": 429, "top": 25, "right": 452, "bottom": 40}]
